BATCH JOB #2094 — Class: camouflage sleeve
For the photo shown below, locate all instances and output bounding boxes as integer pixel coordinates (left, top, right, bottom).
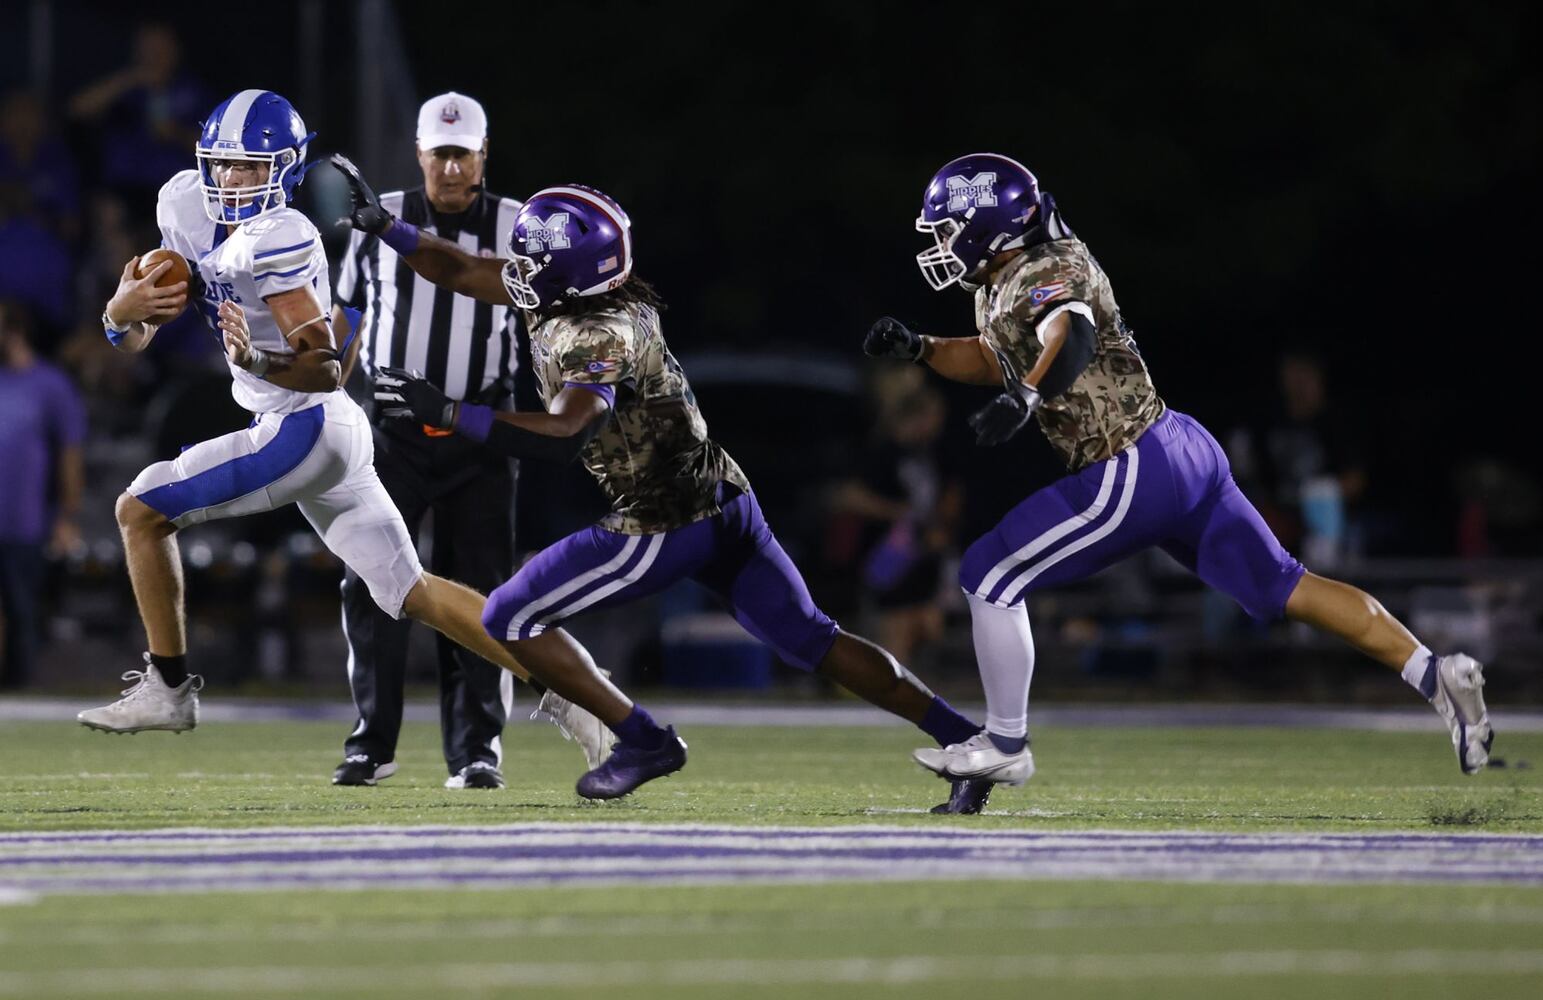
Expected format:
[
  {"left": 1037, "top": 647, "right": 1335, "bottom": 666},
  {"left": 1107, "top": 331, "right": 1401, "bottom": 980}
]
[
  {"left": 1004, "top": 252, "right": 1094, "bottom": 340},
  {"left": 553, "top": 316, "right": 637, "bottom": 388}
]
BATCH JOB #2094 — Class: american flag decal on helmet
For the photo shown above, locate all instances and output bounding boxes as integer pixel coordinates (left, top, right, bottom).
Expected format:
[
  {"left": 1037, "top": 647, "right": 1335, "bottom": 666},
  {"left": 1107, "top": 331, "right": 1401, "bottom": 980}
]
[
  {"left": 597, "top": 256, "right": 618, "bottom": 273},
  {"left": 1030, "top": 282, "right": 1068, "bottom": 305}
]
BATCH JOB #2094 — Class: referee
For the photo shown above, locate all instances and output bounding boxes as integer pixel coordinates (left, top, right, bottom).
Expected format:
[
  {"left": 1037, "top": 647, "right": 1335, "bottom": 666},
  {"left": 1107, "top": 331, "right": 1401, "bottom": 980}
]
[{"left": 330, "top": 92, "right": 523, "bottom": 789}]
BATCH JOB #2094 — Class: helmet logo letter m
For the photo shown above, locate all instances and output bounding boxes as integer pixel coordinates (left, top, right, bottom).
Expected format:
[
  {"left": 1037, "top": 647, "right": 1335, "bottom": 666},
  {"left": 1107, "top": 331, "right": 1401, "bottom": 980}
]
[
  {"left": 946, "top": 172, "right": 998, "bottom": 212},
  {"left": 523, "top": 212, "right": 572, "bottom": 252}
]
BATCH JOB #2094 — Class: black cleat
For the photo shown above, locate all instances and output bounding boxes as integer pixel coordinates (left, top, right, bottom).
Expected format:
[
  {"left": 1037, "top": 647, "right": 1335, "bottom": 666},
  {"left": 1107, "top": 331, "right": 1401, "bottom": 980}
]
[
  {"left": 332, "top": 754, "right": 397, "bottom": 786},
  {"left": 930, "top": 778, "right": 993, "bottom": 815},
  {"left": 445, "top": 761, "right": 505, "bottom": 789}
]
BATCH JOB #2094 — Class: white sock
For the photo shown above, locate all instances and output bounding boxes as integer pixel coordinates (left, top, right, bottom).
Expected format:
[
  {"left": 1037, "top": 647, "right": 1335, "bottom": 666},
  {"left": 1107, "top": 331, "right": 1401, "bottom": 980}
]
[
  {"left": 967, "top": 593, "right": 1034, "bottom": 739},
  {"left": 1401, "top": 644, "right": 1434, "bottom": 694}
]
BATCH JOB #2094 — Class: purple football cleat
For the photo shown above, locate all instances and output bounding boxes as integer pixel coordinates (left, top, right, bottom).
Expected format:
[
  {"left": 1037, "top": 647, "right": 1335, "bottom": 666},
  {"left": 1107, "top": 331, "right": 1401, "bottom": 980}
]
[
  {"left": 576, "top": 727, "right": 688, "bottom": 800},
  {"left": 931, "top": 778, "right": 994, "bottom": 815}
]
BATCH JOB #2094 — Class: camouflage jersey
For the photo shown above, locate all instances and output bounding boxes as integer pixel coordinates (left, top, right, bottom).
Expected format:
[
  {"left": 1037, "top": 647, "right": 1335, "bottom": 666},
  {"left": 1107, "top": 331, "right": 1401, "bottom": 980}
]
[
  {"left": 529, "top": 301, "right": 751, "bottom": 534},
  {"left": 974, "top": 237, "right": 1165, "bottom": 471}
]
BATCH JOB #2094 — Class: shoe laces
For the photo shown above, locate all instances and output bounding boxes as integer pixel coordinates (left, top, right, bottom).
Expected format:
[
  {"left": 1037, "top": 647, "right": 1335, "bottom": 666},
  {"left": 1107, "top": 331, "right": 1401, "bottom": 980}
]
[
  {"left": 115, "top": 669, "right": 153, "bottom": 700},
  {"left": 343, "top": 753, "right": 371, "bottom": 765}
]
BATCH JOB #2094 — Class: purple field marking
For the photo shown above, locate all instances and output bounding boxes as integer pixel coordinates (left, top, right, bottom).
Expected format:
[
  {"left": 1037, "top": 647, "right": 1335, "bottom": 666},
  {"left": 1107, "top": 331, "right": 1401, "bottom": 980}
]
[
  {"left": 4, "top": 837, "right": 1543, "bottom": 869},
  {"left": 3, "top": 825, "right": 1543, "bottom": 895},
  {"left": 4, "top": 862, "right": 1541, "bottom": 895}
]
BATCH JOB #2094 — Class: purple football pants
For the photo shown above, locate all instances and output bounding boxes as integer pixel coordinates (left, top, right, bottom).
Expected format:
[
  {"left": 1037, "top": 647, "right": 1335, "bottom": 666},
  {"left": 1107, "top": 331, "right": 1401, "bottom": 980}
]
[
  {"left": 960, "top": 409, "right": 1305, "bottom": 620},
  {"left": 483, "top": 487, "right": 840, "bottom": 670}
]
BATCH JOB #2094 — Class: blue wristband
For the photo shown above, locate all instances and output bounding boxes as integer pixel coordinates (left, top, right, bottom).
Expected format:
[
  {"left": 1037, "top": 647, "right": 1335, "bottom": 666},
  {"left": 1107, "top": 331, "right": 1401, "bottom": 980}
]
[
  {"left": 380, "top": 220, "right": 420, "bottom": 256},
  {"left": 454, "top": 402, "right": 494, "bottom": 442},
  {"left": 104, "top": 325, "right": 127, "bottom": 346}
]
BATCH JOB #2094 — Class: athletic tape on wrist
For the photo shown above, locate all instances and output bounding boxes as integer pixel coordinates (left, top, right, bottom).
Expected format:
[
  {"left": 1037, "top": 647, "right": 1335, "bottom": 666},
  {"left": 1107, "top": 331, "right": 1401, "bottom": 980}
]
[{"left": 381, "top": 220, "right": 420, "bottom": 256}]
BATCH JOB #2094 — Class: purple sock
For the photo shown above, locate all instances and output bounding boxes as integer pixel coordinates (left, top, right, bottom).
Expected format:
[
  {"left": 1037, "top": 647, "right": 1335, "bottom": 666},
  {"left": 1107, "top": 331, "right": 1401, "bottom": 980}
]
[
  {"left": 611, "top": 705, "right": 668, "bottom": 750},
  {"left": 921, "top": 696, "right": 980, "bottom": 747},
  {"left": 988, "top": 732, "right": 1028, "bottom": 755},
  {"left": 1419, "top": 654, "right": 1439, "bottom": 700}
]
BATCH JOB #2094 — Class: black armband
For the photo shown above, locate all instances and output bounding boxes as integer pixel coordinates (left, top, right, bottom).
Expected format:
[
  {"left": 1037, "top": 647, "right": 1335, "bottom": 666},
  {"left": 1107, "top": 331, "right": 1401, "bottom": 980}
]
[
  {"left": 481, "top": 411, "right": 606, "bottom": 464},
  {"left": 1035, "top": 307, "right": 1097, "bottom": 398}
]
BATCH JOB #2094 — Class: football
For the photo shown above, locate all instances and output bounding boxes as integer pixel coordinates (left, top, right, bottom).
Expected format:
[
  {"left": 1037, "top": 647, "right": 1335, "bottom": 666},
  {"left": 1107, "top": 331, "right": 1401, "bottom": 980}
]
[{"left": 135, "top": 248, "right": 192, "bottom": 289}]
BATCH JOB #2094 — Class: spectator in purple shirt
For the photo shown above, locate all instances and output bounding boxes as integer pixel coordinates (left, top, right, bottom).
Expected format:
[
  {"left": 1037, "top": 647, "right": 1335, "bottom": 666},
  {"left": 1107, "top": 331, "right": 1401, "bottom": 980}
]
[
  {"left": 67, "top": 23, "right": 207, "bottom": 197},
  {"left": 0, "top": 89, "right": 81, "bottom": 238},
  {"left": 0, "top": 185, "right": 73, "bottom": 334},
  {"left": 0, "top": 301, "right": 86, "bottom": 689}
]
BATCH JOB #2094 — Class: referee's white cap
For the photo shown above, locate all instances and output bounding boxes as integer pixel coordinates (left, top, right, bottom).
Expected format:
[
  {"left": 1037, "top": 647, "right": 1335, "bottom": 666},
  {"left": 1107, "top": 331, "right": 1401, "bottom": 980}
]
[{"left": 417, "top": 92, "right": 487, "bottom": 152}]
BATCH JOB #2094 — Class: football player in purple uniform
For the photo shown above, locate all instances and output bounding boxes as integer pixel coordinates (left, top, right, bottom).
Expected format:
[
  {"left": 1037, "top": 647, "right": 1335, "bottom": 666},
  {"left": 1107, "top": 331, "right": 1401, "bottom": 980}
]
[
  {"left": 865, "top": 153, "right": 1492, "bottom": 790},
  {"left": 331, "top": 155, "right": 992, "bottom": 810}
]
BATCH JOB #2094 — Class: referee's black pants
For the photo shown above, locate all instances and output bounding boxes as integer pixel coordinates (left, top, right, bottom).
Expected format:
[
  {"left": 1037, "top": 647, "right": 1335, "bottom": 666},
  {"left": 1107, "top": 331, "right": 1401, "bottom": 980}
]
[{"left": 341, "top": 421, "right": 517, "bottom": 775}]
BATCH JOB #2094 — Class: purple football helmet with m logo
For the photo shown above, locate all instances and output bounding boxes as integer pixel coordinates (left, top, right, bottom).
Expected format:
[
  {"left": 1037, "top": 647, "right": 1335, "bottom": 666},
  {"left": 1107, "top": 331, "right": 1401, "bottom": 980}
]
[
  {"left": 915, "top": 153, "right": 1042, "bottom": 291},
  {"left": 503, "top": 184, "right": 633, "bottom": 310}
]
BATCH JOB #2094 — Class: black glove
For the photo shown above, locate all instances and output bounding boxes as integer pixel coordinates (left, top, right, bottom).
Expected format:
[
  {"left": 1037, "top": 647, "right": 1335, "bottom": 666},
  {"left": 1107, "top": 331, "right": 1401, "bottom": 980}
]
[
  {"left": 330, "top": 154, "right": 394, "bottom": 235},
  {"left": 374, "top": 366, "right": 455, "bottom": 428},
  {"left": 863, "top": 316, "right": 923, "bottom": 361},
  {"left": 968, "top": 382, "right": 1042, "bottom": 446}
]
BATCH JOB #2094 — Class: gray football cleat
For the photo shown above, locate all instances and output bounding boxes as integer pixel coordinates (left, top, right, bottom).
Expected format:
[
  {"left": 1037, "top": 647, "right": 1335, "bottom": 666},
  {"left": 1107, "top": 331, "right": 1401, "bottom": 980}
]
[
  {"left": 1428, "top": 653, "right": 1494, "bottom": 775},
  {"left": 913, "top": 731, "right": 1035, "bottom": 786},
  {"left": 534, "top": 686, "right": 617, "bottom": 770},
  {"left": 77, "top": 656, "right": 202, "bottom": 734}
]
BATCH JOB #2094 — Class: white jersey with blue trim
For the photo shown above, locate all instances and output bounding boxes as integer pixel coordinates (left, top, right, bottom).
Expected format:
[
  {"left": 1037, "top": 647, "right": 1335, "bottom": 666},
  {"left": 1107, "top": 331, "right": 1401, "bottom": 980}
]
[{"left": 155, "top": 170, "right": 338, "bottom": 414}]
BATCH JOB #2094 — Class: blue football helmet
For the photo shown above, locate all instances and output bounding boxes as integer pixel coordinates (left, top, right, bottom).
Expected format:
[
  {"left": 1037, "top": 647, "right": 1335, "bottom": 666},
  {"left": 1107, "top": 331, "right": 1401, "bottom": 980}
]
[
  {"left": 502, "top": 184, "right": 633, "bottom": 310},
  {"left": 196, "top": 89, "right": 316, "bottom": 224},
  {"left": 915, "top": 153, "right": 1044, "bottom": 291}
]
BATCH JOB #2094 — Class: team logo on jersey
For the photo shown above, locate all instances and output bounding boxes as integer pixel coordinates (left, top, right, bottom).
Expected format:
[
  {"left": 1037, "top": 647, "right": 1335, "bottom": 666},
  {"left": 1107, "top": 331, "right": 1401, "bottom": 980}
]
[
  {"left": 440, "top": 101, "right": 461, "bottom": 125},
  {"left": 946, "top": 172, "right": 999, "bottom": 212},
  {"left": 522, "top": 212, "right": 572, "bottom": 253},
  {"left": 1030, "top": 281, "right": 1068, "bottom": 305}
]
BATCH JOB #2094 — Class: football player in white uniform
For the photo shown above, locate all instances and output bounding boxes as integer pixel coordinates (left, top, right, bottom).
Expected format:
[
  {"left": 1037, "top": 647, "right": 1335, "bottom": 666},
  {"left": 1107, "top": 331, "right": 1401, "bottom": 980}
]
[{"left": 78, "top": 90, "right": 610, "bottom": 777}]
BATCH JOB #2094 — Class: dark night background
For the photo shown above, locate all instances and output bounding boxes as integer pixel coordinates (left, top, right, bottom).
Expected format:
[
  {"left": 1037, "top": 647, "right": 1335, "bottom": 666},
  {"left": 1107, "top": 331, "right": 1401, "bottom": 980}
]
[{"left": 4, "top": 0, "right": 1539, "bottom": 553}]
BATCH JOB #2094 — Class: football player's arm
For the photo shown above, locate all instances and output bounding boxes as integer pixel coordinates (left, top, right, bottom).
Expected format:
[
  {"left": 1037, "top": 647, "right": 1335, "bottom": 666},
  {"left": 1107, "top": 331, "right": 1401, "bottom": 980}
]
[
  {"left": 1020, "top": 306, "right": 1096, "bottom": 398},
  {"left": 103, "top": 257, "right": 188, "bottom": 353},
  {"left": 374, "top": 370, "right": 610, "bottom": 463},
  {"left": 920, "top": 336, "right": 1005, "bottom": 386},
  {"left": 395, "top": 226, "right": 513, "bottom": 307},
  {"left": 863, "top": 317, "right": 1002, "bottom": 385},
  {"left": 963, "top": 306, "right": 1096, "bottom": 447},
  {"left": 473, "top": 386, "right": 611, "bottom": 463},
  {"left": 330, "top": 153, "right": 513, "bottom": 307},
  {"left": 219, "top": 286, "right": 341, "bottom": 393}
]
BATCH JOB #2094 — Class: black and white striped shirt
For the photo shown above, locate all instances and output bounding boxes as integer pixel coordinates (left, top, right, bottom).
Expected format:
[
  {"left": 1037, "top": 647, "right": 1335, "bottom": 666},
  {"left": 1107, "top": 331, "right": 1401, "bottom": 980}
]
[{"left": 336, "top": 187, "right": 522, "bottom": 402}]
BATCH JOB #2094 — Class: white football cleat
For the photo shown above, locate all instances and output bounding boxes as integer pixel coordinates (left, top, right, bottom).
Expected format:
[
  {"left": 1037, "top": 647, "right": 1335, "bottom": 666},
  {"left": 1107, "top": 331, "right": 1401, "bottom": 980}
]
[
  {"left": 913, "top": 731, "right": 1035, "bottom": 786},
  {"left": 533, "top": 685, "right": 617, "bottom": 770},
  {"left": 1429, "top": 653, "right": 1493, "bottom": 775},
  {"left": 77, "top": 656, "right": 203, "bottom": 734}
]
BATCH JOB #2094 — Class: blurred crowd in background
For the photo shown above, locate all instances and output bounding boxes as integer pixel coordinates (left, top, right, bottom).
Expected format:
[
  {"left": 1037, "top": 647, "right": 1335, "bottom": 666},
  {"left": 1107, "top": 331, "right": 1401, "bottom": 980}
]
[{"left": 1, "top": 6, "right": 1539, "bottom": 699}]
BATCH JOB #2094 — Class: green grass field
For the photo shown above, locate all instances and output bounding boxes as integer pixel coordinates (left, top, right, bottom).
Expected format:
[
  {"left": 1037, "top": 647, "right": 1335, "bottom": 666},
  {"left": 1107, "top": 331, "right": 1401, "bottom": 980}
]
[{"left": 2, "top": 718, "right": 1541, "bottom": 999}]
